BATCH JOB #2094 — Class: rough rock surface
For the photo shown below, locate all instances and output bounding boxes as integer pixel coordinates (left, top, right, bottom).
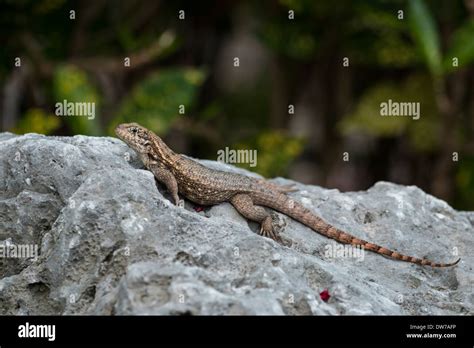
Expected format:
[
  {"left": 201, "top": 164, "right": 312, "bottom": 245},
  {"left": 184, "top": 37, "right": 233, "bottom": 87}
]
[{"left": 0, "top": 133, "right": 472, "bottom": 315}]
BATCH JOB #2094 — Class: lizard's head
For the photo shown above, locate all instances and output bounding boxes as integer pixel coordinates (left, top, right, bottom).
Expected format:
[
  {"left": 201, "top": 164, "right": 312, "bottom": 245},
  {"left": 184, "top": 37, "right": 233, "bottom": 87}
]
[{"left": 115, "top": 122, "right": 151, "bottom": 154}]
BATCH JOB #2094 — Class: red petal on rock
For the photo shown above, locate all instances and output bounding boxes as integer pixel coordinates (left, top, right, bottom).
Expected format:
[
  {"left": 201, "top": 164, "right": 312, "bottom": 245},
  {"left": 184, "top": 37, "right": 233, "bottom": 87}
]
[{"left": 320, "top": 289, "right": 331, "bottom": 302}]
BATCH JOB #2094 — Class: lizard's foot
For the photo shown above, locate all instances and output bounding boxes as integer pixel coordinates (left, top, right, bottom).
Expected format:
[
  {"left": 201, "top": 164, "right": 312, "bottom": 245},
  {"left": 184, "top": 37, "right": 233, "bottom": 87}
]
[
  {"left": 171, "top": 192, "right": 180, "bottom": 206},
  {"left": 259, "top": 217, "right": 283, "bottom": 243},
  {"left": 177, "top": 199, "right": 185, "bottom": 208}
]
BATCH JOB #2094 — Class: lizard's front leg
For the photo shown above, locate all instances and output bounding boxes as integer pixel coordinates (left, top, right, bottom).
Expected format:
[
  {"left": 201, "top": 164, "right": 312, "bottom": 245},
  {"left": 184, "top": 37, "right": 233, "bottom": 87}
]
[
  {"left": 148, "top": 163, "right": 180, "bottom": 205},
  {"left": 230, "top": 193, "right": 282, "bottom": 242}
]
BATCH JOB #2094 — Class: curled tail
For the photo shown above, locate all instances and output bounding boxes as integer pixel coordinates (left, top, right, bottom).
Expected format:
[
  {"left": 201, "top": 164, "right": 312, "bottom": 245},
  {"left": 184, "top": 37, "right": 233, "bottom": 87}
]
[
  {"left": 322, "top": 227, "right": 460, "bottom": 267},
  {"left": 262, "top": 193, "right": 460, "bottom": 268}
]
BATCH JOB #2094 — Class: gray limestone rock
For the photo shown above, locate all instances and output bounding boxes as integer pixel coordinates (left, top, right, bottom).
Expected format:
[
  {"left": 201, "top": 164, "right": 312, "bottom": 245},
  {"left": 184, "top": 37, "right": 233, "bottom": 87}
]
[{"left": 0, "top": 133, "right": 472, "bottom": 315}]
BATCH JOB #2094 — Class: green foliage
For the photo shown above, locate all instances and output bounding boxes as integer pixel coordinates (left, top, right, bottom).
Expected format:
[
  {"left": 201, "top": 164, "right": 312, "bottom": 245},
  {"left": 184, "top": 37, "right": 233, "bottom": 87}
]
[
  {"left": 260, "top": 22, "right": 317, "bottom": 61},
  {"left": 258, "top": 0, "right": 321, "bottom": 61},
  {"left": 443, "top": 20, "right": 474, "bottom": 71},
  {"left": 199, "top": 101, "right": 221, "bottom": 122},
  {"left": 110, "top": 68, "right": 206, "bottom": 135},
  {"left": 335, "top": 3, "right": 418, "bottom": 68},
  {"left": 2, "top": 0, "right": 473, "bottom": 210},
  {"left": 339, "top": 83, "right": 411, "bottom": 137},
  {"left": 15, "top": 108, "right": 60, "bottom": 135},
  {"left": 339, "top": 74, "right": 440, "bottom": 152},
  {"left": 34, "top": 0, "right": 67, "bottom": 14},
  {"left": 235, "top": 130, "right": 305, "bottom": 178},
  {"left": 408, "top": 0, "right": 442, "bottom": 76},
  {"left": 353, "top": 4, "right": 405, "bottom": 32},
  {"left": 372, "top": 32, "right": 419, "bottom": 68},
  {"left": 408, "top": 0, "right": 474, "bottom": 74},
  {"left": 455, "top": 157, "right": 474, "bottom": 210},
  {"left": 117, "top": 29, "right": 179, "bottom": 59},
  {"left": 278, "top": 0, "right": 305, "bottom": 12},
  {"left": 52, "top": 64, "right": 101, "bottom": 135}
]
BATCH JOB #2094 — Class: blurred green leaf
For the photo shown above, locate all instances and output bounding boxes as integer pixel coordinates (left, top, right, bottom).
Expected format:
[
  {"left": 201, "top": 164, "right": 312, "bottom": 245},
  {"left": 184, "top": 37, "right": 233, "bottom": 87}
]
[
  {"left": 52, "top": 64, "right": 101, "bottom": 135},
  {"left": 408, "top": 0, "right": 442, "bottom": 76},
  {"left": 15, "top": 108, "right": 60, "bottom": 135},
  {"left": 110, "top": 67, "right": 206, "bottom": 135},
  {"left": 443, "top": 20, "right": 474, "bottom": 72}
]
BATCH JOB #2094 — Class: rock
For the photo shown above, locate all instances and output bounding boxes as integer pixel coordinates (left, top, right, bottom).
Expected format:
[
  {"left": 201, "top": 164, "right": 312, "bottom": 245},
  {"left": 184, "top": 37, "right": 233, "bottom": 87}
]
[{"left": 0, "top": 133, "right": 472, "bottom": 315}]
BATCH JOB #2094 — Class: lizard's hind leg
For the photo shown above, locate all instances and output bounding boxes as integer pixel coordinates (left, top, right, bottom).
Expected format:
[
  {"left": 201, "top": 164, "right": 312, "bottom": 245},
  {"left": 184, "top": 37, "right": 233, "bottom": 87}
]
[{"left": 230, "top": 193, "right": 282, "bottom": 242}]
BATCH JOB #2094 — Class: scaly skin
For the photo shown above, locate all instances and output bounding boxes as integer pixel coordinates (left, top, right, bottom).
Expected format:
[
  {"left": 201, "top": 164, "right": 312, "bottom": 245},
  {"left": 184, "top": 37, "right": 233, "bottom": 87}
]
[{"left": 115, "top": 122, "right": 460, "bottom": 268}]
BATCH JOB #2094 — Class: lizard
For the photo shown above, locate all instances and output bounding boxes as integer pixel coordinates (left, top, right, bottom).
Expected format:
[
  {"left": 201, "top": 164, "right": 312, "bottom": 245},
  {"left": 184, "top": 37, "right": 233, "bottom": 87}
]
[{"left": 115, "top": 122, "right": 460, "bottom": 268}]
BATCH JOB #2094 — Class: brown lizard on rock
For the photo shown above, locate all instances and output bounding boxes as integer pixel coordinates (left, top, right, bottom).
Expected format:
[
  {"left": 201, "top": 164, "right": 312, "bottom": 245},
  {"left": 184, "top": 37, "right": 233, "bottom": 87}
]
[{"left": 115, "top": 122, "right": 460, "bottom": 268}]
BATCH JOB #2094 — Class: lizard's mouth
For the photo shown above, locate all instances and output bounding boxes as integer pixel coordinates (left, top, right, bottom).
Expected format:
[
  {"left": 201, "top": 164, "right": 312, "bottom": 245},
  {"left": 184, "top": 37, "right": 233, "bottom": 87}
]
[
  {"left": 114, "top": 124, "right": 124, "bottom": 133},
  {"left": 114, "top": 124, "right": 128, "bottom": 140}
]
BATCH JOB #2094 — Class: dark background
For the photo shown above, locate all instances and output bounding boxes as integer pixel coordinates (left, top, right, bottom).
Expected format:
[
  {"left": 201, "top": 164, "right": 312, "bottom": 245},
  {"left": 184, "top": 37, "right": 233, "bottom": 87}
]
[{"left": 1, "top": 0, "right": 473, "bottom": 209}]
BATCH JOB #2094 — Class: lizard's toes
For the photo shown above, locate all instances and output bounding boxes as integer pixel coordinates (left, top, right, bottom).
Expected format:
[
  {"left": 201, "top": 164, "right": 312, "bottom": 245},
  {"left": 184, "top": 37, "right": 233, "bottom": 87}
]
[
  {"left": 259, "top": 220, "right": 282, "bottom": 243},
  {"left": 173, "top": 194, "right": 180, "bottom": 206}
]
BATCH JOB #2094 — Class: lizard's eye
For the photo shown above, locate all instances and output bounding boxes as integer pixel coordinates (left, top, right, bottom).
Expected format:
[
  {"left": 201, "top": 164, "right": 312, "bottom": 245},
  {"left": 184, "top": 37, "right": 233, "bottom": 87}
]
[{"left": 131, "top": 127, "right": 138, "bottom": 134}]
